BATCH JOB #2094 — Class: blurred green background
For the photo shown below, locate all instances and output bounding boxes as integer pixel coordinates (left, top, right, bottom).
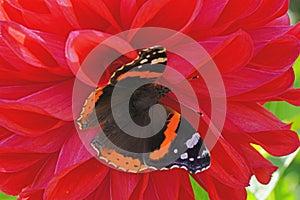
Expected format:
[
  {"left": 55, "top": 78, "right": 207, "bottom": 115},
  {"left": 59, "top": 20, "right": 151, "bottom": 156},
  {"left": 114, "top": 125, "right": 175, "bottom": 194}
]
[{"left": 1, "top": 1, "right": 300, "bottom": 200}]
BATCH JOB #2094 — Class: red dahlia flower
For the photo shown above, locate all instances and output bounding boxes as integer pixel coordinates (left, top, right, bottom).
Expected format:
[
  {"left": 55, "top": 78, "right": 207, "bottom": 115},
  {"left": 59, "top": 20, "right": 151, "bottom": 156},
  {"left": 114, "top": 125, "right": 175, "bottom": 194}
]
[{"left": 0, "top": 0, "right": 300, "bottom": 200}]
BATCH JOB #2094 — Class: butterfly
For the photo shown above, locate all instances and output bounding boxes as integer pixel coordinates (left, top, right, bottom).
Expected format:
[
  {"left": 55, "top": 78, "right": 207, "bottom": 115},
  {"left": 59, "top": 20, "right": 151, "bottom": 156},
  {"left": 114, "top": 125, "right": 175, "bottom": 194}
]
[{"left": 77, "top": 46, "right": 210, "bottom": 173}]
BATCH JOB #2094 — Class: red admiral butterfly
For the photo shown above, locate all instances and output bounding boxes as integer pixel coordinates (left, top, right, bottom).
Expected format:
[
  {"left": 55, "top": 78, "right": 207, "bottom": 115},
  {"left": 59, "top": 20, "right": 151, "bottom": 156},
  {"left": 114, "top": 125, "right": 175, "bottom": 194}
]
[{"left": 77, "top": 46, "right": 210, "bottom": 174}]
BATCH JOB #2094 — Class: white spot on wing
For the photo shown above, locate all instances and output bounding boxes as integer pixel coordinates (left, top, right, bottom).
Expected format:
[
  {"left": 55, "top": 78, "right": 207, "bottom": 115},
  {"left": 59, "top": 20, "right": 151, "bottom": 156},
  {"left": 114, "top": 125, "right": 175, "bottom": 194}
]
[
  {"left": 140, "top": 59, "right": 148, "bottom": 64},
  {"left": 185, "top": 133, "right": 200, "bottom": 149},
  {"left": 174, "top": 149, "right": 178, "bottom": 154},
  {"left": 151, "top": 57, "right": 167, "bottom": 64},
  {"left": 180, "top": 153, "right": 188, "bottom": 160}
]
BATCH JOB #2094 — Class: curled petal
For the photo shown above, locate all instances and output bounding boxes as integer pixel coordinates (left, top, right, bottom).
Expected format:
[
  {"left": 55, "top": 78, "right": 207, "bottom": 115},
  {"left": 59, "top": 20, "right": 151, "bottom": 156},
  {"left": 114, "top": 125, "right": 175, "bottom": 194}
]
[
  {"left": 240, "top": 145, "right": 278, "bottom": 184},
  {"left": 271, "top": 89, "right": 300, "bottom": 106},
  {"left": 249, "top": 130, "right": 300, "bottom": 156},
  {"left": 249, "top": 35, "right": 300, "bottom": 72}
]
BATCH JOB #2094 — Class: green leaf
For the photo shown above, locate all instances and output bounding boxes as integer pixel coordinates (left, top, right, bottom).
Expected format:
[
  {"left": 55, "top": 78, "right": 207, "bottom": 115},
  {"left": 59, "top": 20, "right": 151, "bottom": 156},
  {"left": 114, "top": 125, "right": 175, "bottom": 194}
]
[
  {"left": 293, "top": 56, "right": 300, "bottom": 88},
  {"left": 264, "top": 102, "right": 300, "bottom": 121},
  {"left": 190, "top": 176, "right": 209, "bottom": 200},
  {"left": 247, "top": 190, "right": 258, "bottom": 200},
  {"left": 0, "top": 193, "right": 17, "bottom": 200}
]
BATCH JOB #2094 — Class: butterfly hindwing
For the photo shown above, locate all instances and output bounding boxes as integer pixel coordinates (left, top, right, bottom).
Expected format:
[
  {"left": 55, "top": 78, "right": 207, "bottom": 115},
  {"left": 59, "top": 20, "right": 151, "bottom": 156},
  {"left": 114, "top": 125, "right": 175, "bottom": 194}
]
[{"left": 144, "top": 109, "right": 210, "bottom": 173}]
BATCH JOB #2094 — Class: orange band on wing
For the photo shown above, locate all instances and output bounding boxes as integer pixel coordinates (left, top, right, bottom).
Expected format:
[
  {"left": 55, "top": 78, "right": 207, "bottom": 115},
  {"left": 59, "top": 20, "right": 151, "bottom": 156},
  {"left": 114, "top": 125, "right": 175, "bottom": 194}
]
[
  {"left": 149, "top": 112, "right": 180, "bottom": 160},
  {"left": 100, "top": 148, "right": 148, "bottom": 172},
  {"left": 77, "top": 88, "right": 103, "bottom": 129},
  {"left": 116, "top": 71, "right": 162, "bottom": 82}
]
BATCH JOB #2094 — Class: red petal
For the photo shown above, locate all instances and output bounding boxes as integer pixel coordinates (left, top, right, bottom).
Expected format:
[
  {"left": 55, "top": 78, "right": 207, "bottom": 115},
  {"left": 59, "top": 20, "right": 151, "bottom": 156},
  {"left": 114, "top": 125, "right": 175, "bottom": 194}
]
[
  {"left": 0, "top": 152, "right": 46, "bottom": 172},
  {"left": 266, "top": 14, "right": 290, "bottom": 26},
  {"left": 197, "top": 138, "right": 251, "bottom": 187},
  {"left": 214, "top": 0, "right": 261, "bottom": 30},
  {"left": 15, "top": 80, "right": 74, "bottom": 121},
  {"left": 222, "top": 131, "right": 278, "bottom": 184},
  {"left": 223, "top": 68, "right": 284, "bottom": 96},
  {"left": 229, "top": 68, "right": 295, "bottom": 101},
  {"left": 130, "top": 0, "right": 173, "bottom": 29},
  {"left": 55, "top": 0, "right": 81, "bottom": 29},
  {"left": 0, "top": 158, "right": 46, "bottom": 195},
  {"left": 0, "top": 40, "right": 68, "bottom": 84},
  {"left": 129, "top": 174, "right": 149, "bottom": 200},
  {"left": 239, "top": 145, "right": 277, "bottom": 184},
  {"left": 188, "top": 0, "right": 227, "bottom": 31},
  {"left": 178, "top": 177, "right": 195, "bottom": 200},
  {"left": 249, "top": 35, "right": 300, "bottom": 72},
  {"left": 136, "top": 0, "right": 200, "bottom": 31},
  {"left": 84, "top": 174, "right": 111, "bottom": 200},
  {"left": 211, "top": 179, "right": 247, "bottom": 200},
  {"left": 228, "top": 0, "right": 289, "bottom": 30},
  {"left": 210, "top": 30, "right": 253, "bottom": 74},
  {"left": 247, "top": 26, "right": 291, "bottom": 52},
  {"left": 55, "top": 132, "right": 92, "bottom": 174},
  {"left": 44, "top": 159, "right": 109, "bottom": 200},
  {"left": 77, "top": 0, "right": 122, "bottom": 32},
  {"left": 227, "top": 102, "right": 287, "bottom": 132},
  {"left": 110, "top": 171, "right": 146, "bottom": 200},
  {"left": 0, "top": 83, "right": 53, "bottom": 100},
  {"left": 119, "top": 0, "right": 138, "bottom": 28},
  {"left": 0, "top": 124, "right": 72, "bottom": 154},
  {"left": 272, "top": 89, "right": 300, "bottom": 106},
  {"left": 0, "top": 126, "right": 13, "bottom": 141},
  {"left": 249, "top": 130, "right": 300, "bottom": 156},
  {"left": 0, "top": 106, "right": 65, "bottom": 137},
  {"left": 18, "top": 189, "right": 44, "bottom": 200},
  {"left": 143, "top": 170, "right": 193, "bottom": 200},
  {"left": 0, "top": 21, "right": 70, "bottom": 75},
  {"left": 12, "top": 154, "right": 58, "bottom": 198},
  {"left": 29, "top": 154, "right": 58, "bottom": 189},
  {"left": 1, "top": 0, "right": 72, "bottom": 35},
  {"left": 288, "top": 23, "right": 300, "bottom": 39},
  {"left": 194, "top": 173, "right": 247, "bottom": 200}
]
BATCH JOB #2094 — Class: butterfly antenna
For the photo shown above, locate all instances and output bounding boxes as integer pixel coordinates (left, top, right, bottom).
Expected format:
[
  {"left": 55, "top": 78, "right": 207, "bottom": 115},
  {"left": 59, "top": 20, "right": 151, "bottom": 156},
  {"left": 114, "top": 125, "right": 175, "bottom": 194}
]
[{"left": 163, "top": 95, "right": 203, "bottom": 116}]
